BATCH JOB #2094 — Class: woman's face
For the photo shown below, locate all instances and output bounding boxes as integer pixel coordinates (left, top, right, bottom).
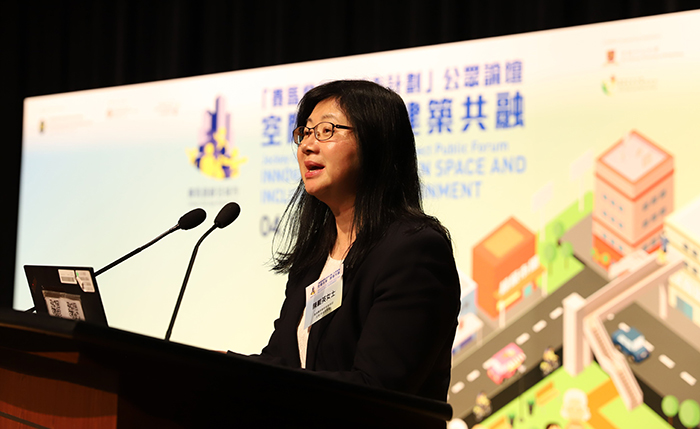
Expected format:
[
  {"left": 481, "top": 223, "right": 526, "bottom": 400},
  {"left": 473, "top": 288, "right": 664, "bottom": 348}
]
[{"left": 297, "top": 98, "right": 360, "bottom": 211}]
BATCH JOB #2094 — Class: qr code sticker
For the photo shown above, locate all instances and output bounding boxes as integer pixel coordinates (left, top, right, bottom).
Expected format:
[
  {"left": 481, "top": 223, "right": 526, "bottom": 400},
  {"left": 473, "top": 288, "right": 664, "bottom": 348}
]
[
  {"left": 46, "top": 297, "right": 62, "bottom": 317},
  {"left": 66, "top": 301, "right": 81, "bottom": 320},
  {"left": 42, "top": 291, "right": 85, "bottom": 321}
]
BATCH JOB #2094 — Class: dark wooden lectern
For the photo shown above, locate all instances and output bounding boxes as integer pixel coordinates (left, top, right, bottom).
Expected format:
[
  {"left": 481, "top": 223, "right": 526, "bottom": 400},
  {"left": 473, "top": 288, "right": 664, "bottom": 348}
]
[{"left": 0, "top": 309, "right": 452, "bottom": 428}]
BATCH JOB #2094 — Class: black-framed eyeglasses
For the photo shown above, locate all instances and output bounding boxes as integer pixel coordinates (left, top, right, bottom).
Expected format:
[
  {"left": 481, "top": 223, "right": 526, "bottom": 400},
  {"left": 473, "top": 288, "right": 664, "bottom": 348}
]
[{"left": 292, "top": 122, "right": 353, "bottom": 145}]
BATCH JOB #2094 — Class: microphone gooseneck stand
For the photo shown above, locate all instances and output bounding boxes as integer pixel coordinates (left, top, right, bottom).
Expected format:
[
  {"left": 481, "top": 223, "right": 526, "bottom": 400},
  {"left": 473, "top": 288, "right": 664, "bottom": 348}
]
[
  {"left": 165, "top": 202, "right": 240, "bottom": 341},
  {"left": 164, "top": 224, "right": 216, "bottom": 342}
]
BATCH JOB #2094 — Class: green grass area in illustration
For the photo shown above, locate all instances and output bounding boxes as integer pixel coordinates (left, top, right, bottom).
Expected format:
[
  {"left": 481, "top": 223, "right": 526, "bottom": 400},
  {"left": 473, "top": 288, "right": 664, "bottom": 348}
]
[
  {"left": 535, "top": 191, "right": 593, "bottom": 295},
  {"left": 547, "top": 191, "right": 594, "bottom": 233},
  {"left": 478, "top": 363, "right": 604, "bottom": 428},
  {"left": 600, "top": 394, "right": 672, "bottom": 429},
  {"left": 477, "top": 360, "right": 670, "bottom": 429}
]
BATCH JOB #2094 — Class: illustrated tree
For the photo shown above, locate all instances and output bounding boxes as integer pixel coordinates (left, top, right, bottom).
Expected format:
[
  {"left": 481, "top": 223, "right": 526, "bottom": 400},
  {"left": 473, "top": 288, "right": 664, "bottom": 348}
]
[
  {"left": 541, "top": 242, "right": 557, "bottom": 297},
  {"left": 679, "top": 399, "right": 700, "bottom": 429},
  {"left": 662, "top": 395, "right": 679, "bottom": 425},
  {"left": 508, "top": 412, "right": 515, "bottom": 427},
  {"left": 543, "top": 242, "right": 557, "bottom": 275},
  {"left": 552, "top": 221, "right": 565, "bottom": 245},
  {"left": 560, "top": 241, "right": 574, "bottom": 269}
]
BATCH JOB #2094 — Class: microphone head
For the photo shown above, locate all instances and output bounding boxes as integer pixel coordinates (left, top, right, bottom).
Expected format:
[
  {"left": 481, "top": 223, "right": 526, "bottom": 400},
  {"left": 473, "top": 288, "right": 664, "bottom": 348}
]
[
  {"left": 214, "top": 202, "right": 241, "bottom": 229},
  {"left": 178, "top": 208, "right": 207, "bottom": 230}
]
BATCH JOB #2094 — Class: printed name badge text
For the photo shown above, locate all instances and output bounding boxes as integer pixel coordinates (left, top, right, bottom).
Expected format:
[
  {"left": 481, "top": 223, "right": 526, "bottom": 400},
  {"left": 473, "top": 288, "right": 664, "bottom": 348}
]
[{"left": 304, "top": 265, "right": 343, "bottom": 329}]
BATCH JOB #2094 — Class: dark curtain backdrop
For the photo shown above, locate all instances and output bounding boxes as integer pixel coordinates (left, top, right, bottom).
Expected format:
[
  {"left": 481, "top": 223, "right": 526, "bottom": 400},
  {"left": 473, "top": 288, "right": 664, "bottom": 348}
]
[{"left": 2, "top": 0, "right": 696, "bottom": 308}]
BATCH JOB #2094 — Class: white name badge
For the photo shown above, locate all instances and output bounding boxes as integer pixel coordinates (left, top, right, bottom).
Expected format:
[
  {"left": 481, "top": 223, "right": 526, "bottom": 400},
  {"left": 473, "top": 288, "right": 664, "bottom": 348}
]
[{"left": 304, "top": 264, "right": 343, "bottom": 329}]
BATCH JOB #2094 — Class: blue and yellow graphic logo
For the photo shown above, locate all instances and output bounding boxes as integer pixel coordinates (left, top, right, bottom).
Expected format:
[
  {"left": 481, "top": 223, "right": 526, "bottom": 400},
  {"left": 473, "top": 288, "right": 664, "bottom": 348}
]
[{"left": 188, "top": 96, "right": 247, "bottom": 179}]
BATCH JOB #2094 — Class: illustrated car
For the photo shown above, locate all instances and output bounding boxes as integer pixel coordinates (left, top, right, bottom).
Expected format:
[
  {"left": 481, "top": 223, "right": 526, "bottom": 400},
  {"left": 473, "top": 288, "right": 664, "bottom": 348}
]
[
  {"left": 611, "top": 325, "right": 649, "bottom": 363},
  {"left": 485, "top": 342, "right": 526, "bottom": 385}
]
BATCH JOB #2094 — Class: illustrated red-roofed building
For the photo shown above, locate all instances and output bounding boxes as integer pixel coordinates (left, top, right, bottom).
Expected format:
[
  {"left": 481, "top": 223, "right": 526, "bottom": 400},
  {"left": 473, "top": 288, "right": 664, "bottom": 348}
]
[
  {"left": 592, "top": 130, "right": 674, "bottom": 269},
  {"left": 473, "top": 217, "right": 542, "bottom": 319}
]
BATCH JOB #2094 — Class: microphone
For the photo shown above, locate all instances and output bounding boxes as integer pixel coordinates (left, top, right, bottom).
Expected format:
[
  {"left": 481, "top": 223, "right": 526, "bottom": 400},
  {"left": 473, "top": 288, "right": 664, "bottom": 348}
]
[
  {"left": 178, "top": 208, "right": 208, "bottom": 231},
  {"left": 24, "top": 208, "right": 207, "bottom": 314},
  {"left": 214, "top": 201, "right": 242, "bottom": 228},
  {"left": 165, "top": 202, "right": 240, "bottom": 341},
  {"left": 94, "top": 208, "right": 207, "bottom": 276}
]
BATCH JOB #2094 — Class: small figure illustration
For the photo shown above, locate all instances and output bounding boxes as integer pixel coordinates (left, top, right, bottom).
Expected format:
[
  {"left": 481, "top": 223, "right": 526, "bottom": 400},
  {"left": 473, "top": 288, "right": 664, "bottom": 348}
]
[
  {"left": 560, "top": 388, "right": 590, "bottom": 429},
  {"left": 473, "top": 391, "right": 492, "bottom": 422},
  {"left": 540, "top": 346, "right": 560, "bottom": 376},
  {"left": 658, "top": 231, "right": 669, "bottom": 263}
]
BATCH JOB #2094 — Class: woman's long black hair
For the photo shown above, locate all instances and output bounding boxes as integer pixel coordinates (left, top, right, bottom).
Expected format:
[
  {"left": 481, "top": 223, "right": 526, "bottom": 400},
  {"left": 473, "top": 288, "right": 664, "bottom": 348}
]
[{"left": 272, "top": 80, "right": 450, "bottom": 277}]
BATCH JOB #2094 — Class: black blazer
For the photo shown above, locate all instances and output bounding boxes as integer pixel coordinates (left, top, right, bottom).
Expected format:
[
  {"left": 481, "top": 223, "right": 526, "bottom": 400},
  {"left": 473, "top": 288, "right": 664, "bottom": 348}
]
[{"left": 257, "top": 220, "right": 461, "bottom": 401}]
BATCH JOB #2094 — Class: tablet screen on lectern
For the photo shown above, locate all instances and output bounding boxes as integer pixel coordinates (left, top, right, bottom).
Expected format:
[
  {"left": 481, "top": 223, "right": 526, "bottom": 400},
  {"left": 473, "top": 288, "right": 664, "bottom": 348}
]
[{"left": 24, "top": 265, "right": 108, "bottom": 326}]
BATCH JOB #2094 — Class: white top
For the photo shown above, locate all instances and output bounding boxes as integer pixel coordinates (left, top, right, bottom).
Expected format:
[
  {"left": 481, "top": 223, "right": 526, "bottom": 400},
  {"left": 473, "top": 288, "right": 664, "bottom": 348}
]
[{"left": 297, "top": 255, "right": 343, "bottom": 369}]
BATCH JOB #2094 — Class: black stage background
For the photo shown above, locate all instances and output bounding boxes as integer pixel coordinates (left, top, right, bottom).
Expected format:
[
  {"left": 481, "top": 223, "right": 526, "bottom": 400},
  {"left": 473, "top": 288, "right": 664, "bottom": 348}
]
[{"left": 2, "top": 0, "right": 697, "bottom": 308}]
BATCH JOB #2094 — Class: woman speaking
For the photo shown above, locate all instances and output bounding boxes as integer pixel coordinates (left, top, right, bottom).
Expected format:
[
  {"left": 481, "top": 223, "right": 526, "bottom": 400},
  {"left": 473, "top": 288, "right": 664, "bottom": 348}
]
[{"left": 257, "top": 80, "right": 460, "bottom": 402}]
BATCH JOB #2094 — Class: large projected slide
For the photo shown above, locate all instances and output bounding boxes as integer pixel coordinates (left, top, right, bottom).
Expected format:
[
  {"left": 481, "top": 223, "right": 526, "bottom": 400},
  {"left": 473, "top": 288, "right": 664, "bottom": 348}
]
[{"left": 17, "top": 10, "right": 700, "bottom": 424}]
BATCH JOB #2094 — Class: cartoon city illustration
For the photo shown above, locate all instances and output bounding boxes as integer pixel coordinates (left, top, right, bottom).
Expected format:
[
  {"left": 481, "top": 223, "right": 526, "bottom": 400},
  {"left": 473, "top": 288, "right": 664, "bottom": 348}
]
[{"left": 449, "top": 130, "right": 700, "bottom": 428}]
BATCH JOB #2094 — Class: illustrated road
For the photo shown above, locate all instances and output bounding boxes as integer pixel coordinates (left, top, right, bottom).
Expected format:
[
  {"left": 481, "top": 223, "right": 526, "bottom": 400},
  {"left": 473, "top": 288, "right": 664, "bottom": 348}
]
[
  {"left": 448, "top": 266, "right": 607, "bottom": 419},
  {"left": 604, "top": 303, "right": 700, "bottom": 404},
  {"left": 449, "top": 263, "right": 700, "bottom": 420}
]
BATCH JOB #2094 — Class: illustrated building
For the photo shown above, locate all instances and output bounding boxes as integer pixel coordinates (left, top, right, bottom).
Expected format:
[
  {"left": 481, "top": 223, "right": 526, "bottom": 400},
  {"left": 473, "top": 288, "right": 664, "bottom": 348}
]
[
  {"left": 457, "top": 271, "right": 477, "bottom": 317},
  {"left": 473, "top": 217, "right": 541, "bottom": 319},
  {"left": 592, "top": 130, "right": 674, "bottom": 269},
  {"left": 664, "top": 196, "right": 700, "bottom": 326},
  {"left": 452, "top": 272, "right": 483, "bottom": 355}
]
